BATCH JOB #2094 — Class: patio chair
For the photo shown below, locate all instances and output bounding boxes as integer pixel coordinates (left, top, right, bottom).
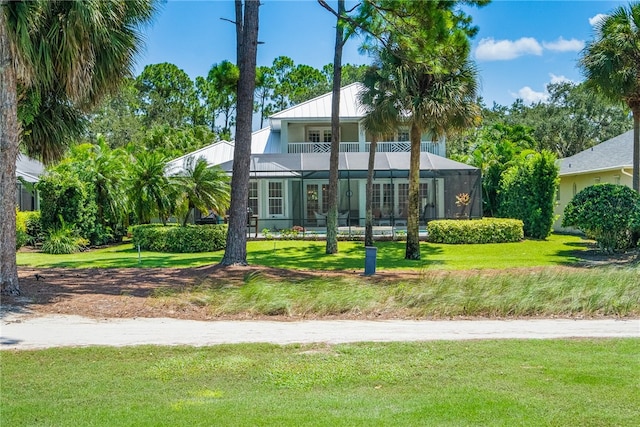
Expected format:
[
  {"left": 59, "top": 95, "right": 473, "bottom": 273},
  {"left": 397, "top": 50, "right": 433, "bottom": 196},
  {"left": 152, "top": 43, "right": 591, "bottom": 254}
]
[
  {"left": 314, "top": 211, "right": 326, "bottom": 227},
  {"left": 338, "top": 211, "right": 349, "bottom": 226}
]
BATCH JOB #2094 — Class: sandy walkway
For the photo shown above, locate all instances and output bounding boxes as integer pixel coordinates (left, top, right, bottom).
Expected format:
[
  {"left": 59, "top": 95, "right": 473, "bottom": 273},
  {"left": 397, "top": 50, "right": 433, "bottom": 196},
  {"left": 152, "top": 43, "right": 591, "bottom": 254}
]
[{"left": 1, "top": 313, "right": 638, "bottom": 350}]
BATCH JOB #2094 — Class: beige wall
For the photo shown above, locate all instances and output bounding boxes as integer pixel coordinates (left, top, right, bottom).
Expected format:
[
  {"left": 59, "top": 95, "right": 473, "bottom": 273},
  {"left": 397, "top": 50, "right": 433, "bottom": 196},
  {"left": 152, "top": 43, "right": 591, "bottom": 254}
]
[{"left": 554, "top": 169, "right": 633, "bottom": 232}]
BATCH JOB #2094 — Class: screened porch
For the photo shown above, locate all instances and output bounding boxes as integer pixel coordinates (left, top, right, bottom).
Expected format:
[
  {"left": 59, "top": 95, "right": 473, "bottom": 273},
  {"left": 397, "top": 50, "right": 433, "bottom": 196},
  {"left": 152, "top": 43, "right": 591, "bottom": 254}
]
[{"left": 218, "top": 152, "right": 482, "bottom": 232}]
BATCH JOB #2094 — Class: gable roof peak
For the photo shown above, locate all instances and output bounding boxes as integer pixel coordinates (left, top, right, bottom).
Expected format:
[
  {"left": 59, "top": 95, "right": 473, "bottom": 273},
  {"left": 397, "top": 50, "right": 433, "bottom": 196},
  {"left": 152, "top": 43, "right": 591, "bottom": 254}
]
[{"left": 269, "top": 83, "right": 365, "bottom": 127}]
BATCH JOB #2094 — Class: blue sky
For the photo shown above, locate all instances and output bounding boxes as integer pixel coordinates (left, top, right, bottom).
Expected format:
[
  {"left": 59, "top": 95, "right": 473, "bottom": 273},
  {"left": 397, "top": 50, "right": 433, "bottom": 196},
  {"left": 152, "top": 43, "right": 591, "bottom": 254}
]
[{"left": 135, "top": 0, "right": 627, "bottom": 107}]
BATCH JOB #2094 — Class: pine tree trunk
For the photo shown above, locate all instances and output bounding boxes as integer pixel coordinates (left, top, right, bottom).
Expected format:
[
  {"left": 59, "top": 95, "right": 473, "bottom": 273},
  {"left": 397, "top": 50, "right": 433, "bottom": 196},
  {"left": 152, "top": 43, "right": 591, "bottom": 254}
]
[
  {"left": 365, "top": 137, "right": 377, "bottom": 247},
  {"left": 405, "top": 123, "right": 421, "bottom": 260},
  {"left": 0, "top": 8, "right": 21, "bottom": 295},
  {"left": 220, "top": 0, "right": 259, "bottom": 266},
  {"left": 325, "top": 0, "right": 345, "bottom": 255}
]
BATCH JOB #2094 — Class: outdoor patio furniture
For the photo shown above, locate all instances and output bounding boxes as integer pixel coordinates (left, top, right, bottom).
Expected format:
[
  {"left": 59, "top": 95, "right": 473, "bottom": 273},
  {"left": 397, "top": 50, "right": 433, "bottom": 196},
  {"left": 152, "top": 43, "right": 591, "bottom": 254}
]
[{"left": 314, "top": 211, "right": 327, "bottom": 227}]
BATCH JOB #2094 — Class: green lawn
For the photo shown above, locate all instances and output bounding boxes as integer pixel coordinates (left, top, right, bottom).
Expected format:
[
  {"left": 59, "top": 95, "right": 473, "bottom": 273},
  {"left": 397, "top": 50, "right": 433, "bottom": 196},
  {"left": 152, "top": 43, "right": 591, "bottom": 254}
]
[
  {"left": 17, "top": 233, "right": 591, "bottom": 270},
  {"left": 2, "top": 339, "right": 638, "bottom": 426}
]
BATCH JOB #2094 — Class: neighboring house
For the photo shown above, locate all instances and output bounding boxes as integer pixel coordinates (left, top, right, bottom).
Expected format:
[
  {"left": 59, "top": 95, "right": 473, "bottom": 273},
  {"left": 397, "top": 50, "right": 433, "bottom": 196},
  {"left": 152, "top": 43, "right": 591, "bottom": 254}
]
[
  {"left": 16, "top": 154, "right": 44, "bottom": 211},
  {"left": 168, "top": 83, "right": 482, "bottom": 230},
  {"left": 554, "top": 130, "right": 634, "bottom": 232}
]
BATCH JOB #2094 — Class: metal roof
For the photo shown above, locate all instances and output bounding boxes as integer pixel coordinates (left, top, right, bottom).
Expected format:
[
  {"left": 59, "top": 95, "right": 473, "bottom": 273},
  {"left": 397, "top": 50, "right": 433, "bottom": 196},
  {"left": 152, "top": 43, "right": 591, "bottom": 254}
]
[
  {"left": 16, "top": 154, "right": 44, "bottom": 183},
  {"left": 166, "top": 140, "right": 235, "bottom": 174},
  {"left": 218, "top": 152, "right": 478, "bottom": 178},
  {"left": 269, "top": 83, "right": 366, "bottom": 130},
  {"left": 559, "top": 130, "right": 633, "bottom": 176}
]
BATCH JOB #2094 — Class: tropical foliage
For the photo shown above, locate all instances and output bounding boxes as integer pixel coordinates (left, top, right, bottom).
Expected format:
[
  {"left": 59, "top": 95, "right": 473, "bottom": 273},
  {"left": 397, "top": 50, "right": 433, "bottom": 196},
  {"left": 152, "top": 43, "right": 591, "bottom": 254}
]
[
  {"left": 172, "top": 156, "right": 231, "bottom": 226},
  {"left": 498, "top": 150, "right": 559, "bottom": 239},
  {"left": 1, "top": 0, "right": 160, "bottom": 295},
  {"left": 449, "top": 82, "right": 632, "bottom": 160},
  {"left": 579, "top": 2, "right": 640, "bottom": 191},
  {"left": 563, "top": 184, "right": 640, "bottom": 253}
]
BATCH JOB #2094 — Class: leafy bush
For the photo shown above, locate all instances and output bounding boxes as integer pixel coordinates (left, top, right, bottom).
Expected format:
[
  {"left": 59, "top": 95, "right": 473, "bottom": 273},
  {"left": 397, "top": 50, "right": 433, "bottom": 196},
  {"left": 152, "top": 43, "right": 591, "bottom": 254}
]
[
  {"left": 16, "top": 209, "right": 28, "bottom": 250},
  {"left": 563, "top": 184, "right": 640, "bottom": 253},
  {"left": 131, "top": 224, "right": 227, "bottom": 253},
  {"left": 41, "top": 223, "right": 88, "bottom": 254},
  {"left": 38, "top": 172, "right": 98, "bottom": 244},
  {"left": 630, "top": 200, "right": 640, "bottom": 234},
  {"left": 427, "top": 218, "right": 524, "bottom": 244},
  {"left": 498, "top": 150, "right": 559, "bottom": 239},
  {"left": 23, "top": 211, "right": 43, "bottom": 245}
]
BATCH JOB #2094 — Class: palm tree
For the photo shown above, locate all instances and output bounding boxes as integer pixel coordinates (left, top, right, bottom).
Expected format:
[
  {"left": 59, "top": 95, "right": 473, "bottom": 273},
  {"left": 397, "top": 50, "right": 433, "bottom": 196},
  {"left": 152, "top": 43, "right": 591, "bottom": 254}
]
[
  {"left": 1, "top": 0, "right": 159, "bottom": 295},
  {"left": 358, "top": 64, "right": 402, "bottom": 246},
  {"left": 85, "top": 137, "right": 129, "bottom": 236},
  {"left": 371, "top": 48, "right": 480, "bottom": 260},
  {"left": 128, "top": 151, "right": 173, "bottom": 225},
  {"left": 579, "top": 3, "right": 640, "bottom": 192},
  {"left": 173, "top": 156, "right": 231, "bottom": 226}
]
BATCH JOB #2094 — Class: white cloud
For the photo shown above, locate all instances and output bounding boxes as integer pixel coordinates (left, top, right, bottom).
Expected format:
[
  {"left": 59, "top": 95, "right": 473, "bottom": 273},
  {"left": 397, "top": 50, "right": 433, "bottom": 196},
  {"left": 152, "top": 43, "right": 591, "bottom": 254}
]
[
  {"left": 510, "top": 87, "right": 548, "bottom": 104},
  {"left": 510, "top": 75, "right": 576, "bottom": 104},
  {"left": 549, "top": 73, "right": 573, "bottom": 84},
  {"left": 589, "top": 13, "right": 607, "bottom": 27},
  {"left": 542, "top": 37, "right": 585, "bottom": 52},
  {"left": 475, "top": 37, "right": 543, "bottom": 61}
]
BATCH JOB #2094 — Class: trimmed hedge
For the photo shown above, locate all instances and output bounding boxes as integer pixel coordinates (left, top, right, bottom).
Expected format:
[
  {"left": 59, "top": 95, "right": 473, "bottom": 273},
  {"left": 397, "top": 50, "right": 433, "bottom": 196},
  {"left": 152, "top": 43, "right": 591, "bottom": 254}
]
[
  {"left": 131, "top": 224, "right": 227, "bottom": 253},
  {"left": 427, "top": 218, "right": 524, "bottom": 244}
]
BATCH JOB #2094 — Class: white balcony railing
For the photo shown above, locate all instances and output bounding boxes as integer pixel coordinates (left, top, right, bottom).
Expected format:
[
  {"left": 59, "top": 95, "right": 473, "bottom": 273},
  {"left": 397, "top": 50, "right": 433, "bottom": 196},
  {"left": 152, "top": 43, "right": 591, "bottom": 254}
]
[
  {"left": 287, "top": 141, "right": 445, "bottom": 157},
  {"left": 288, "top": 142, "right": 360, "bottom": 154}
]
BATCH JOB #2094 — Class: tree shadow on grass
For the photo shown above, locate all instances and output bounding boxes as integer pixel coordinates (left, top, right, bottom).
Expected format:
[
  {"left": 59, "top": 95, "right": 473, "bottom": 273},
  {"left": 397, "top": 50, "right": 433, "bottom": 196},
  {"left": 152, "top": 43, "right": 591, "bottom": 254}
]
[
  {"left": 554, "top": 239, "right": 640, "bottom": 268},
  {"left": 247, "top": 241, "right": 445, "bottom": 271}
]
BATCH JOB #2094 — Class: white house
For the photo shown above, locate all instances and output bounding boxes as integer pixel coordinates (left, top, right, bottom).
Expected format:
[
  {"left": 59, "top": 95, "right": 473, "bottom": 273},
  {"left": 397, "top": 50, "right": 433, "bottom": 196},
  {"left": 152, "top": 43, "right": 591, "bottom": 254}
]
[
  {"left": 554, "top": 130, "right": 634, "bottom": 232},
  {"left": 16, "top": 154, "right": 44, "bottom": 211},
  {"left": 169, "top": 83, "right": 482, "bottom": 230}
]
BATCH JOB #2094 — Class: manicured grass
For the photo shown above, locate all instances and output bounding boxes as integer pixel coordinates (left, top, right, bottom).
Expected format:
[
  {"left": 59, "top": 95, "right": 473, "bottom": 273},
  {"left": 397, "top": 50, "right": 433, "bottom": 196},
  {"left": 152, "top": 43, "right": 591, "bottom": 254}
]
[
  {"left": 17, "top": 233, "right": 591, "bottom": 270},
  {"left": 2, "top": 340, "right": 638, "bottom": 426}
]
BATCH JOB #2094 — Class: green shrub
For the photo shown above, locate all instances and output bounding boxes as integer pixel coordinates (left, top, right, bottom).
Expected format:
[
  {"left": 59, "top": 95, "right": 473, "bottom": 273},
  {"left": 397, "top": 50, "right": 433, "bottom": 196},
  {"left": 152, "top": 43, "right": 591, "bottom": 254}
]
[
  {"left": 41, "top": 223, "right": 89, "bottom": 254},
  {"left": 131, "top": 224, "right": 227, "bottom": 253},
  {"left": 427, "top": 218, "right": 524, "bottom": 244},
  {"left": 16, "top": 210, "right": 28, "bottom": 250},
  {"left": 629, "top": 201, "right": 640, "bottom": 234},
  {"left": 38, "top": 172, "right": 98, "bottom": 244},
  {"left": 563, "top": 184, "right": 639, "bottom": 253},
  {"left": 23, "top": 211, "right": 43, "bottom": 245},
  {"left": 498, "top": 150, "right": 559, "bottom": 239}
]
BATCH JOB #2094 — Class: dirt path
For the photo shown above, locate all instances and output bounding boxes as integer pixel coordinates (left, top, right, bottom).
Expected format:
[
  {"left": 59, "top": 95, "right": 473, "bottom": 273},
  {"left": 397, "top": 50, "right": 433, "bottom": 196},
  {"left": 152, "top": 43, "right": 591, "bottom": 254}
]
[{"left": 2, "top": 314, "right": 638, "bottom": 350}]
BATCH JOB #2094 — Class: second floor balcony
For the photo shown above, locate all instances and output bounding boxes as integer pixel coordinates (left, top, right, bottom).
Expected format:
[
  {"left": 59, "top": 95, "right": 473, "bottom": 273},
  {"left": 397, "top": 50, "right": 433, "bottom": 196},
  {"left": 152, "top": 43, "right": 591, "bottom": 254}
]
[{"left": 287, "top": 141, "right": 445, "bottom": 157}]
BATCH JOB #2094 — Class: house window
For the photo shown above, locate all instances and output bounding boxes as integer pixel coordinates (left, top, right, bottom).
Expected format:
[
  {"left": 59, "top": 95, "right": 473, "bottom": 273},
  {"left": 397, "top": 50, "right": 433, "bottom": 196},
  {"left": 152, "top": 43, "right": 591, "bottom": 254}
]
[
  {"left": 307, "top": 128, "right": 332, "bottom": 143},
  {"left": 398, "top": 184, "right": 409, "bottom": 217},
  {"left": 306, "top": 183, "right": 330, "bottom": 223},
  {"left": 397, "top": 183, "right": 428, "bottom": 217},
  {"left": 397, "top": 130, "right": 410, "bottom": 141},
  {"left": 306, "top": 184, "right": 319, "bottom": 219},
  {"left": 308, "top": 130, "right": 320, "bottom": 143},
  {"left": 321, "top": 184, "right": 330, "bottom": 213},
  {"left": 373, "top": 183, "right": 394, "bottom": 216},
  {"left": 248, "top": 181, "right": 258, "bottom": 216},
  {"left": 323, "top": 130, "right": 332, "bottom": 143},
  {"left": 268, "top": 181, "right": 284, "bottom": 216}
]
